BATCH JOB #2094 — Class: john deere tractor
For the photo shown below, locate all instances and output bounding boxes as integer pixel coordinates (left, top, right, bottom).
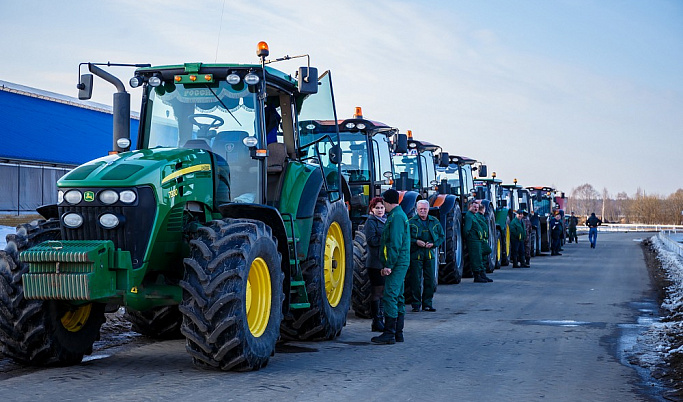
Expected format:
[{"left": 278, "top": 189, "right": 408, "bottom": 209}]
[
  {"left": 312, "top": 107, "right": 397, "bottom": 318},
  {"left": 473, "top": 172, "right": 505, "bottom": 271},
  {"left": 0, "top": 43, "right": 353, "bottom": 371}
]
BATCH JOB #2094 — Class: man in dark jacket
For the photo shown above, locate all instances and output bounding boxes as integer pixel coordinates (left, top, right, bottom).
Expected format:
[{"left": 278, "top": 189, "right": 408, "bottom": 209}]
[
  {"left": 529, "top": 210, "right": 540, "bottom": 256},
  {"left": 406, "top": 200, "right": 445, "bottom": 312},
  {"left": 372, "top": 189, "right": 410, "bottom": 345},
  {"left": 550, "top": 213, "right": 563, "bottom": 255},
  {"left": 509, "top": 210, "right": 526, "bottom": 268},
  {"left": 522, "top": 210, "right": 532, "bottom": 267},
  {"left": 567, "top": 212, "right": 579, "bottom": 243},
  {"left": 586, "top": 212, "right": 602, "bottom": 248}
]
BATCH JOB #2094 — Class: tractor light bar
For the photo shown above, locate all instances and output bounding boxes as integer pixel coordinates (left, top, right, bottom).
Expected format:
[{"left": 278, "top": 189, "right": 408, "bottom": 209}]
[
  {"left": 174, "top": 74, "right": 214, "bottom": 84},
  {"left": 226, "top": 73, "right": 241, "bottom": 85},
  {"left": 244, "top": 73, "right": 260, "bottom": 85}
]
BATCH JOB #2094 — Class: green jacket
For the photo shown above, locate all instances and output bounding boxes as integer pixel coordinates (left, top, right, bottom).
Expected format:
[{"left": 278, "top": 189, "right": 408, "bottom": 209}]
[
  {"left": 380, "top": 205, "right": 411, "bottom": 270},
  {"left": 464, "top": 211, "right": 483, "bottom": 242},
  {"left": 509, "top": 217, "right": 526, "bottom": 241},
  {"left": 409, "top": 215, "right": 445, "bottom": 260},
  {"left": 475, "top": 212, "right": 489, "bottom": 240}
]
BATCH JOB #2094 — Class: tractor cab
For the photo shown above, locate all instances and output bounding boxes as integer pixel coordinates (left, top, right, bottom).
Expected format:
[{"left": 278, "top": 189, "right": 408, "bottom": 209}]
[
  {"left": 392, "top": 131, "right": 444, "bottom": 199},
  {"left": 436, "top": 155, "right": 477, "bottom": 210}
]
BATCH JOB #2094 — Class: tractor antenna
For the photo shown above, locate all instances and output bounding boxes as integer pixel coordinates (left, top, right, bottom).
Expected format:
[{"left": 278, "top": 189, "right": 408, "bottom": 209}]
[{"left": 214, "top": 0, "right": 227, "bottom": 63}]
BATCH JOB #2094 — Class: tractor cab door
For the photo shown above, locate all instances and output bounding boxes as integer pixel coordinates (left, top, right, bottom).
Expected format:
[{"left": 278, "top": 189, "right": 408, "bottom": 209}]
[{"left": 298, "top": 71, "right": 342, "bottom": 202}]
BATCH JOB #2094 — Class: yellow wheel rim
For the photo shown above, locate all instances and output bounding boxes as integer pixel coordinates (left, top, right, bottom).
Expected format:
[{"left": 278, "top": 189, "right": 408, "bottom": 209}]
[
  {"left": 61, "top": 304, "right": 92, "bottom": 332},
  {"left": 497, "top": 237, "right": 502, "bottom": 262},
  {"left": 506, "top": 225, "right": 511, "bottom": 256},
  {"left": 246, "top": 257, "right": 271, "bottom": 337},
  {"left": 324, "top": 222, "right": 345, "bottom": 307}
]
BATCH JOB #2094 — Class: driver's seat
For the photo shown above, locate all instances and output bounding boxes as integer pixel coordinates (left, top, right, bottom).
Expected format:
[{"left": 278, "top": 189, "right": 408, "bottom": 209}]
[{"left": 183, "top": 139, "right": 212, "bottom": 152}]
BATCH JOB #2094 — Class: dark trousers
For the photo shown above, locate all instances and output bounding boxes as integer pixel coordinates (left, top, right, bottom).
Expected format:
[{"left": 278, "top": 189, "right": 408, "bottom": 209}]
[
  {"left": 510, "top": 239, "right": 524, "bottom": 266},
  {"left": 551, "top": 236, "right": 561, "bottom": 254},
  {"left": 405, "top": 257, "right": 436, "bottom": 309}
]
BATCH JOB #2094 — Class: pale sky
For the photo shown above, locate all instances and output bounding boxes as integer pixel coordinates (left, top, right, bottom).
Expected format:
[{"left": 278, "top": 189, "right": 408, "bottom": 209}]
[{"left": 1, "top": 0, "right": 681, "bottom": 196}]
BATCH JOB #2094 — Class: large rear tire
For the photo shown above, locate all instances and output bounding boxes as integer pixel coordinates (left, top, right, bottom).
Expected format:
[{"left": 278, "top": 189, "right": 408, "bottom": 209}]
[
  {"left": 439, "top": 206, "right": 462, "bottom": 284},
  {"left": 180, "top": 219, "right": 283, "bottom": 371},
  {"left": 124, "top": 306, "right": 183, "bottom": 339},
  {"left": 485, "top": 211, "right": 497, "bottom": 274},
  {"left": 351, "top": 229, "right": 372, "bottom": 319},
  {"left": 281, "top": 197, "right": 353, "bottom": 340},
  {"left": 0, "top": 219, "right": 105, "bottom": 366}
]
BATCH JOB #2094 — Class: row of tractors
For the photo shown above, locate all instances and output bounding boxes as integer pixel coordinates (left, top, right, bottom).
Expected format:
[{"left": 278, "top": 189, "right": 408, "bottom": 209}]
[{"left": 0, "top": 43, "right": 566, "bottom": 372}]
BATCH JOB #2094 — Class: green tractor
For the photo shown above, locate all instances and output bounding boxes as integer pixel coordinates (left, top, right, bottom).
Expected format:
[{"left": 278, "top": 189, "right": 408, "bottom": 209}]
[
  {"left": 0, "top": 43, "right": 353, "bottom": 371},
  {"left": 472, "top": 172, "right": 505, "bottom": 271},
  {"left": 392, "top": 133, "right": 457, "bottom": 286},
  {"left": 301, "top": 106, "right": 398, "bottom": 318}
]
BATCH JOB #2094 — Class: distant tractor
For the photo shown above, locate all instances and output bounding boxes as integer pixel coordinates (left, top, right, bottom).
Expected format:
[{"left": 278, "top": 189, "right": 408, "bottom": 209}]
[
  {"left": 526, "top": 186, "right": 562, "bottom": 253},
  {"left": 0, "top": 43, "right": 354, "bottom": 371}
]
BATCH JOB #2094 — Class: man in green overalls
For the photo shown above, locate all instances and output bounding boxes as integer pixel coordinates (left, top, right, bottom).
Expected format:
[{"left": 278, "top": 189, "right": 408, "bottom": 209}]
[
  {"left": 406, "top": 200, "right": 445, "bottom": 312},
  {"left": 465, "top": 200, "right": 489, "bottom": 283},
  {"left": 372, "top": 189, "right": 411, "bottom": 345},
  {"left": 476, "top": 201, "right": 494, "bottom": 282}
]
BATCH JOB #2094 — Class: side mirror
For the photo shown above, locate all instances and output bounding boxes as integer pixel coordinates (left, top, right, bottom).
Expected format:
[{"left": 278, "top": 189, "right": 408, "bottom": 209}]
[
  {"left": 298, "top": 67, "right": 319, "bottom": 94},
  {"left": 394, "top": 133, "right": 408, "bottom": 154},
  {"left": 478, "top": 164, "right": 488, "bottom": 177},
  {"left": 439, "top": 152, "right": 449, "bottom": 168},
  {"left": 329, "top": 144, "right": 342, "bottom": 164},
  {"left": 77, "top": 74, "right": 94, "bottom": 100}
]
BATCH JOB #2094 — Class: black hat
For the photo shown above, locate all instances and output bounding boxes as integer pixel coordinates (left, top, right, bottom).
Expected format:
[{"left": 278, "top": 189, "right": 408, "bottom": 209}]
[
  {"left": 516, "top": 209, "right": 526, "bottom": 215},
  {"left": 382, "top": 189, "right": 400, "bottom": 204}
]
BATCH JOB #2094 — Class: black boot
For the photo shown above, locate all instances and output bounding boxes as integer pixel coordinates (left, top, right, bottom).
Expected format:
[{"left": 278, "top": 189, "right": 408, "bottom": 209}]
[
  {"left": 481, "top": 272, "right": 493, "bottom": 282},
  {"left": 395, "top": 314, "right": 405, "bottom": 342},
  {"left": 473, "top": 272, "right": 488, "bottom": 283},
  {"left": 371, "top": 300, "right": 384, "bottom": 332},
  {"left": 371, "top": 316, "right": 396, "bottom": 344}
]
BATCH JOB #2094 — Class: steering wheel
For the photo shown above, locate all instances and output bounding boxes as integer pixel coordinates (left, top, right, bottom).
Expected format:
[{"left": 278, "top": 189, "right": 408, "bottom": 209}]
[{"left": 189, "top": 114, "right": 225, "bottom": 138}]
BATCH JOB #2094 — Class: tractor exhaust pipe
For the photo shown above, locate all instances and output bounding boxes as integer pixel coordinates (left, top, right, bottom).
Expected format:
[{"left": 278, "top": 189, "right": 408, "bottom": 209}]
[{"left": 87, "top": 63, "right": 131, "bottom": 153}]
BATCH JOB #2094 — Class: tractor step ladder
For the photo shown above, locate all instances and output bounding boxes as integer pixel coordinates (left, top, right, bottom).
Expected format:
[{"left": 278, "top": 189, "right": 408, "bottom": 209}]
[{"left": 281, "top": 212, "right": 310, "bottom": 309}]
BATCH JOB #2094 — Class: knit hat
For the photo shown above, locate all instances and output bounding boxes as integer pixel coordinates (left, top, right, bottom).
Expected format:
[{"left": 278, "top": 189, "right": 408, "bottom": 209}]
[{"left": 382, "top": 189, "right": 400, "bottom": 204}]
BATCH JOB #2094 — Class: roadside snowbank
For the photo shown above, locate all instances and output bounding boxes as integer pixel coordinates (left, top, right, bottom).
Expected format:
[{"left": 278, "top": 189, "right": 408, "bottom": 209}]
[{"left": 0, "top": 226, "right": 14, "bottom": 250}]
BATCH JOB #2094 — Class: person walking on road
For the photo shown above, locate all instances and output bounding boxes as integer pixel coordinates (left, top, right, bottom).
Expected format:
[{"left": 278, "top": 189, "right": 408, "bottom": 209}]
[
  {"left": 465, "top": 200, "right": 489, "bottom": 283},
  {"left": 363, "top": 197, "right": 387, "bottom": 332},
  {"left": 509, "top": 210, "right": 526, "bottom": 268},
  {"left": 550, "top": 213, "right": 563, "bottom": 255},
  {"left": 405, "top": 200, "right": 445, "bottom": 312},
  {"left": 371, "top": 189, "right": 410, "bottom": 345},
  {"left": 567, "top": 212, "right": 578, "bottom": 243},
  {"left": 522, "top": 210, "right": 532, "bottom": 267},
  {"left": 586, "top": 212, "right": 602, "bottom": 249}
]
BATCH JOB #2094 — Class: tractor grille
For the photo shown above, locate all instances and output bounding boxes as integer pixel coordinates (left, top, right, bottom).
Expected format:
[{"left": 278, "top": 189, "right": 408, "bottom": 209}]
[{"left": 59, "top": 186, "right": 157, "bottom": 269}]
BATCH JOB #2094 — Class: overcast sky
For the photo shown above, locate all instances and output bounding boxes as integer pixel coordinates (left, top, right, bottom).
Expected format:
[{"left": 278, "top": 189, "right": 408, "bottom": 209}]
[{"left": 1, "top": 0, "right": 681, "bottom": 196}]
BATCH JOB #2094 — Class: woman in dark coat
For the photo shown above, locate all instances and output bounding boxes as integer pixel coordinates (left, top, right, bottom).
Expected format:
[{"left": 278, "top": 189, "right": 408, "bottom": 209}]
[{"left": 364, "top": 197, "right": 386, "bottom": 332}]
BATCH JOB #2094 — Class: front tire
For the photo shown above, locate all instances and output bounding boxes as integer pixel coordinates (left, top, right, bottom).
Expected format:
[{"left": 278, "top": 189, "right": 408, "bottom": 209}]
[
  {"left": 351, "top": 229, "right": 372, "bottom": 319},
  {"left": 124, "top": 306, "right": 183, "bottom": 339},
  {"left": 281, "top": 198, "right": 353, "bottom": 340},
  {"left": 0, "top": 219, "right": 105, "bottom": 366},
  {"left": 180, "top": 219, "right": 283, "bottom": 371}
]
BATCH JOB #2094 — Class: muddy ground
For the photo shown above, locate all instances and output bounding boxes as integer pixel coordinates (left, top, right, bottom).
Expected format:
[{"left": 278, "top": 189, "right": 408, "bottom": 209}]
[{"left": 641, "top": 239, "right": 683, "bottom": 401}]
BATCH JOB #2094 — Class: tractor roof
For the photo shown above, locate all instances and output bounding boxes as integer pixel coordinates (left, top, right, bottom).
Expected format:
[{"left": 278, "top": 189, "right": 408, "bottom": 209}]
[
  {"left": 448, "top": 155, "right": 477, "bottom": 165},
  {"left": 406, "top": 137, "right": 441, "bottom": 153},
  {"left": 474, "top": 177, "right": 502, "bottom": 184},
  {"left": 526, "top": 186, "right": 555, "bottom": 192}
]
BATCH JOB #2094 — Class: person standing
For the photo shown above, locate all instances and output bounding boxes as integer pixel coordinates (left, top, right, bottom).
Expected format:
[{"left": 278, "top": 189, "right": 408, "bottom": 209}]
[
  {"left": 476, "top": 201, "right": 494, "bottom": 281},
  {"left": 372, "top": 189, "right": 410, "bottom": 345},
  {"left": 363, "top": 197, "right": 387, "bottom": 332},
  {"left": 405, "top": 200, "right": 445, "bottom": 312},
  {"left": 465, "top": 200, "right": 488, "bottom": 283},
  {"left": 550, "top": 213, "right": 563, "bottom": 255},
  {"left": 567, "top": 212, "right": 578, "bottom": 243},
  {"left": 586, "top": 212, "right": 602, "bottom": 248},
  {"left": 522, "top": 210, "right": 532, "bottom": 267},
  {"left": 509, "top": 210, "right": 526, "bottom": 268},
  {"left": 529, "top": 209, "right": 540, "bottom": 256}
]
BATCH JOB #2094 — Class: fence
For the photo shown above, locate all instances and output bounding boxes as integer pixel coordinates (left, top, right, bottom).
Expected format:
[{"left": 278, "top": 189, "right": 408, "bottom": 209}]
[
  {"left": 576, "top": 224, "right": 683, "bottom": 233},
  {"left": 0, "top": 161, "right": 74, "bottom": 215},
  {"left": 657, "top": 231, "right": 683, "bottom": 257}
]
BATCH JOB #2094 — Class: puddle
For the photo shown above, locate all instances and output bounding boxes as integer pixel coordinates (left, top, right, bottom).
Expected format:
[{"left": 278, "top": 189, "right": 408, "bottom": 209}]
[{"left": 514, "top": 319, "right": 605, "bottom": 328}]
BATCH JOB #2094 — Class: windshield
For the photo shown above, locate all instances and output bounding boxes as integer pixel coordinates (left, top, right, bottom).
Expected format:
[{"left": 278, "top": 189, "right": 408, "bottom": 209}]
[
  {"left": 144, "top": 81, "right": 261, "bottom": 203},
  {"left": 437, "top": 167, "right": 460, "bottom": 195},
  {"left": 421, "top": 151, "right": 436, "bottom": 187},
  {"left": 393, "top": 153, "right": 420, "bottom": 190},
  {"left": 339, "top": 132, "right": 370, "bottom": 182}
]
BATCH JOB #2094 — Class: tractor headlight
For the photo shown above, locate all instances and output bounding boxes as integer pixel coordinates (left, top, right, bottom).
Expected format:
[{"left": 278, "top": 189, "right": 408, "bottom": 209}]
[
  {"left": 345, "top": 122, "right": 356, "bottom": 129},
  {"left": 63, "top": 190, "right": 83, "bottom": 204},
  {"left": 244, "top": 73, "right": 260, "bottom": 85},
  {"left": 226, "top": 73, "right": 241, "bottom": 85},
  {"left": 99, "top": 190, "right": 119, "bottom": 205},
  {"left": 148, "top": 76, "right": 162, "bottom": 87},
  {"left": 116, "top": 138, "right": 131, "bottom": 149},
  {"left": 129, "top": 76, "right": 144, "bottom": 88},
  {"left": 99, "top": 213, "right": 120, "bottom": 229},
  {"left": 63, "top": 213, "right": 83, "bottom": 229},
  {"left": 243, "top": 136, "right": 258, "bottom": 147},
  {"left": 58, "top": 190, "right": 64, "bottom": 204},
  {"left": 119, "top": 190, "right": 137, "bottom": 204},
  {"left": 356, "top": 123, "right": 366, "bottom": 130}
]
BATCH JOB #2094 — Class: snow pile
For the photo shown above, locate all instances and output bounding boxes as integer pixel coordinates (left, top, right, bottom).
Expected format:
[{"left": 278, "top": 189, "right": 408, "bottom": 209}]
[
  {"left": 635, "top": 235, "right": 683, "bottom": 377},
  {"left": 0, "top": 225, "right": 15, "bottom": 250}
]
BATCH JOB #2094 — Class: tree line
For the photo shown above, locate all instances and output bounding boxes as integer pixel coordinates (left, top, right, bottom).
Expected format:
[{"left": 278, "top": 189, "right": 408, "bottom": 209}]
[{"left": 565, "top": 184, "right": 683, "bottom": 225}]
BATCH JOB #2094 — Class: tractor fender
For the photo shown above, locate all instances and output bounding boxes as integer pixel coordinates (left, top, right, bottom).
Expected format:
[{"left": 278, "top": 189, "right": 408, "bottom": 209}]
[
  {"left": 217, "top": 202, "right": 292, "bottom": 306},
  {"left": 399, "top": 190, "right": 420, "bottom": 218},
  {"left": 36, "top": 204, "right": 59, "bottom": 220}
]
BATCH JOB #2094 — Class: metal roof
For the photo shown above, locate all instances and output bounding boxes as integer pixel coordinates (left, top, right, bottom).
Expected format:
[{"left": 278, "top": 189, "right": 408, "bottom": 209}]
[{"left": 0, "top": 80, "right": 139, "bottom": 166}]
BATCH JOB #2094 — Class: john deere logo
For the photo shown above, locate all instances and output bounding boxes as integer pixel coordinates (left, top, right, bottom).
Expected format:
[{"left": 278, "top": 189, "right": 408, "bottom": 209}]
[{"left": 84, "top": 191, "right": 95, "bottom": 202}]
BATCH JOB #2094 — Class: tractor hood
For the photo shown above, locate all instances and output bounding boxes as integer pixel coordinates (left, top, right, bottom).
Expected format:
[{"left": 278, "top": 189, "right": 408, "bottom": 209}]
[{"left": 58, "top": 147, "right": 215, "bottom": 188}]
